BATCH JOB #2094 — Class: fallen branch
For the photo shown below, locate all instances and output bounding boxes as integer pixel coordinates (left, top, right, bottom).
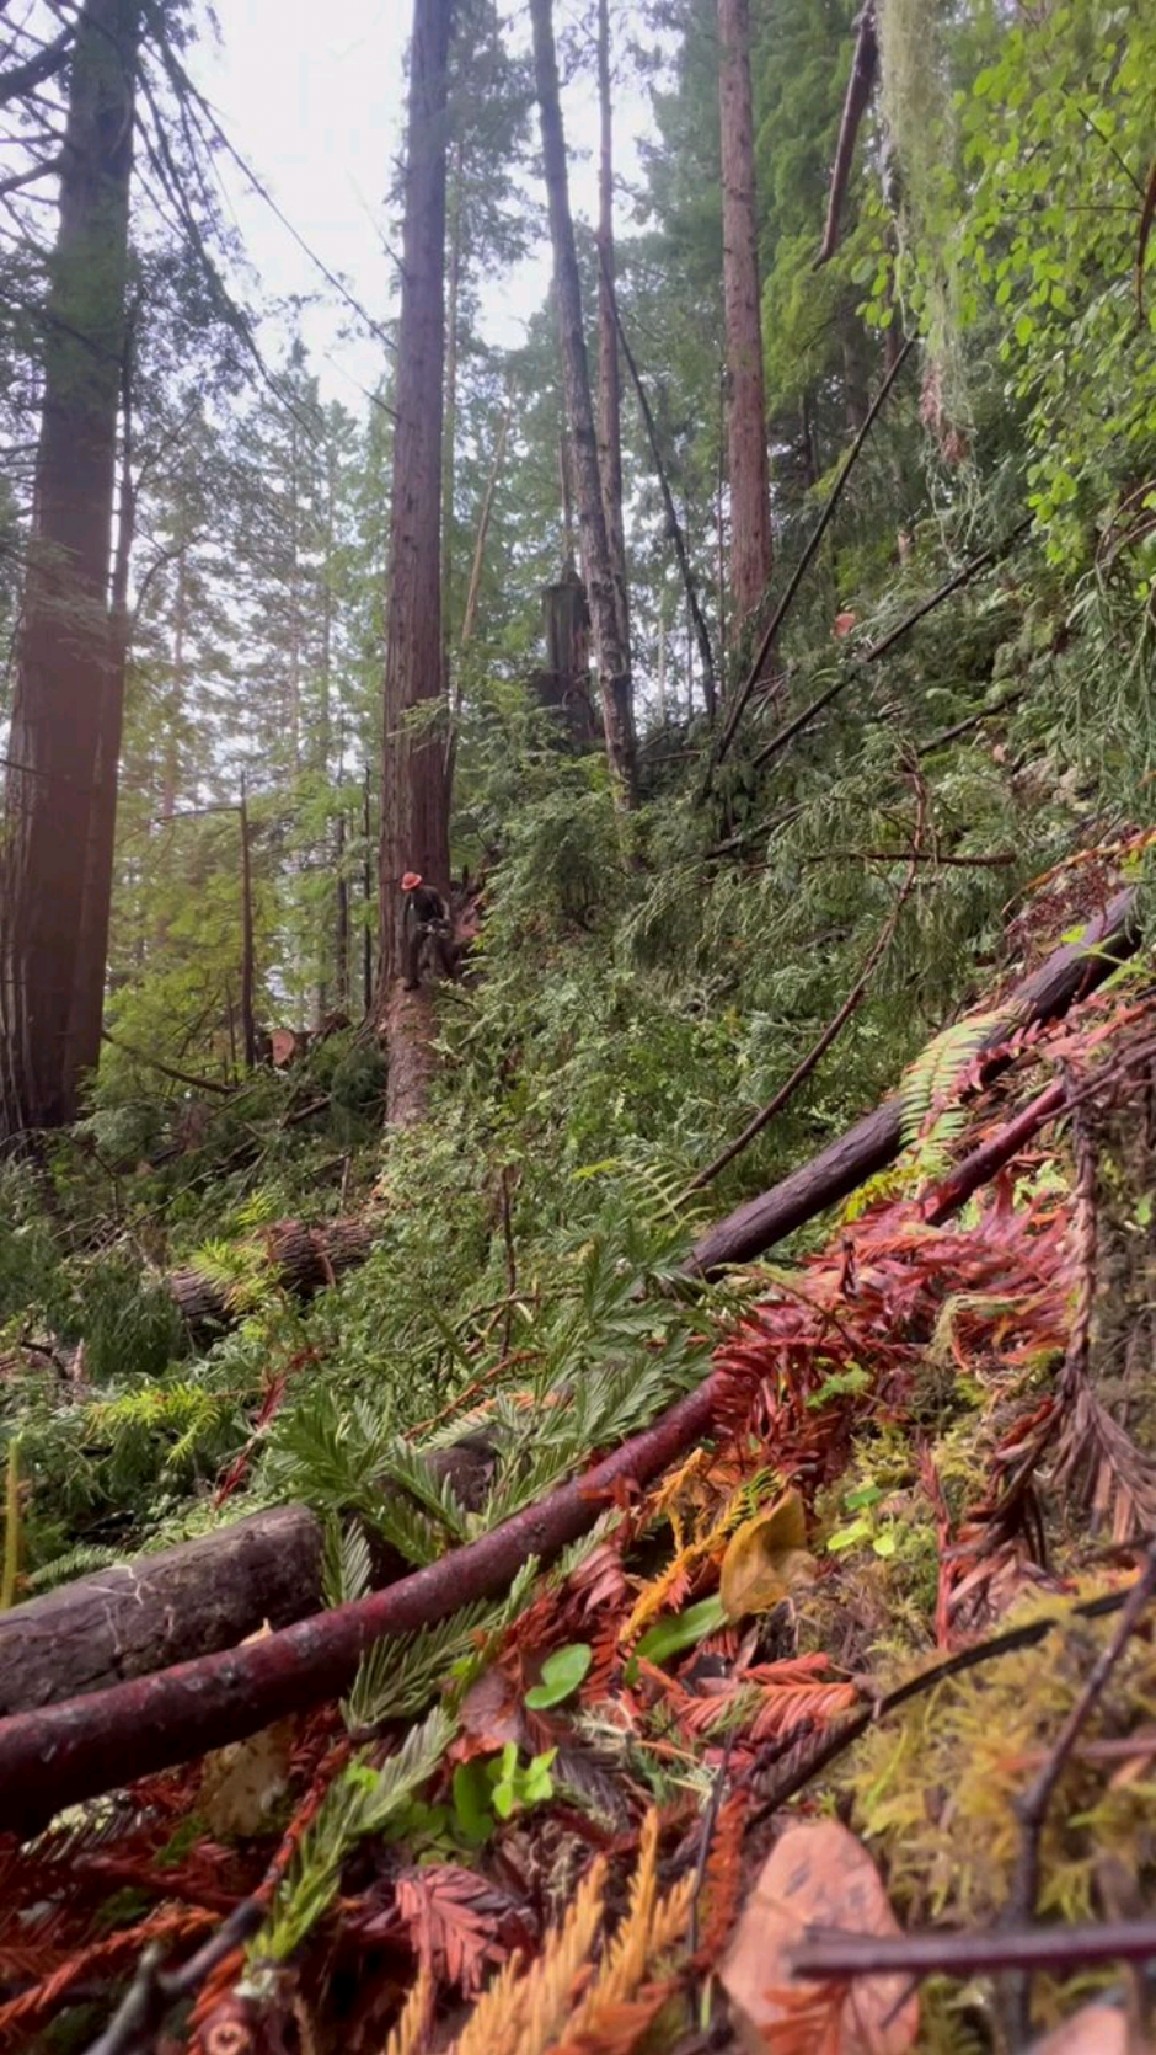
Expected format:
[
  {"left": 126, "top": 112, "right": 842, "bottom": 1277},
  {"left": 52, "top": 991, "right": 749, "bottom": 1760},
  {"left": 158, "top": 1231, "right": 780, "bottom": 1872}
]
[
  {"left": 815, "top": 3, "right": 877, "bottom": 267},
  {"left": 755, "top": 1583, "right": 1134, "bottom": 1820},
  {"left": 83, "top": 1901, "right": 264, "bottom": 2055},
  {"left": 924, "top": 1078, "right": 1068, "bottom": 1225},
  {"left": 0, "top": 1378, "right": 720, "bottom": 1836},
  {"left": 751, "top": 522, "right": 1032, "bottom": 777},
  {"left": 791, "top": 1915, "right": 1156, "bottom": 1983},
  {"left": 100, "top": 1030, "right": 236, "bottom": 1097},
  {"left": 687, "top": 885, "right": 1140, "bottom": 1275},
  {"left": 700, "top": 335, "right": 917, "bottom": 796},
  {"left": 684, "top": 770, "right": 926, "bottom": 1195},
  {"left": 0, "top": 1437, "right": 499, "bottom": 1716}
]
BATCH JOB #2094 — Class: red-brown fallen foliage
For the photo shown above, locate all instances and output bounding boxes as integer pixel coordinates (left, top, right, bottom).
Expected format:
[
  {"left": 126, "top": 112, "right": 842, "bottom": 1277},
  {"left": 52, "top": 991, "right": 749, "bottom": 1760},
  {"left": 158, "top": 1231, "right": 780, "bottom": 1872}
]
[{"left": 0, "top": 870, "right": 1153, "bottom": 2055}]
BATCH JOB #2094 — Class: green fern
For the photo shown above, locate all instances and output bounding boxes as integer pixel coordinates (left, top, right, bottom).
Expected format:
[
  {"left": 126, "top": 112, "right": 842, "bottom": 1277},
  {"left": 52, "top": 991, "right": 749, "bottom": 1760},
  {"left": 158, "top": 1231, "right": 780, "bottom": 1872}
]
[{"left": 898, "top": 1008, "right": 1010, "bottom": 1150}]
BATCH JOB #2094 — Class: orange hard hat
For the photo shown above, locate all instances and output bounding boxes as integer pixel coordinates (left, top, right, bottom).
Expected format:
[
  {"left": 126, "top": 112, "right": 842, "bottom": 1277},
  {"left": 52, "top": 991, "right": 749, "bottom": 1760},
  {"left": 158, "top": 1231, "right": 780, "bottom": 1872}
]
[{"left": 401, "top": 871, "right": 423, "bottom": 892}]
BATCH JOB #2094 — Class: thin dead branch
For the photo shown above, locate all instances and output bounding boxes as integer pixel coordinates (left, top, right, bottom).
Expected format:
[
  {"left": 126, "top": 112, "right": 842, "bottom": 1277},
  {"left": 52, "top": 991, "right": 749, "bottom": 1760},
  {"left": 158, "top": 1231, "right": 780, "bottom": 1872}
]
[
  {"left": 683, "top": 768, "right": 927, "bottom": 1195},
  {"left": 700, "top": 335, "right": 916, "bottom": 796}
]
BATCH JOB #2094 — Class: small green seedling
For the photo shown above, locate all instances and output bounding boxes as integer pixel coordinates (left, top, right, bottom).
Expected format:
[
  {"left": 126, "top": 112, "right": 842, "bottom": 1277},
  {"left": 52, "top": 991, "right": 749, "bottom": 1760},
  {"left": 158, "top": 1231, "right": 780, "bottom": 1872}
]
[{"left": 524, "top": 1642, "right": 592, "bottom": 1709}]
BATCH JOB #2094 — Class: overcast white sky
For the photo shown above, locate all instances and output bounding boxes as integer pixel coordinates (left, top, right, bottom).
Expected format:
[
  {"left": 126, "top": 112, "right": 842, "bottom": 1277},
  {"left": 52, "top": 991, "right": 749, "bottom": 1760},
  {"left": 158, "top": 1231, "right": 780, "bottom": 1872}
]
[{"left": 197, "top": 0, "right": 656, "bottom": 411}]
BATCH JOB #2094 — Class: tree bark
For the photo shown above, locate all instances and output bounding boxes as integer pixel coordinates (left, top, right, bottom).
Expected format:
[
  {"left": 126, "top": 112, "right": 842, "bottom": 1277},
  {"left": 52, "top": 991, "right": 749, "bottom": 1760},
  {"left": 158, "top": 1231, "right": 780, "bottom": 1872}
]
[
  {"left": 596, "top": 0, "right": 630, "bottom": 671},
  {"left": 68, "top": 315, "right": 136, "bottom": 1089},
  {"left": 687, "top": 886, "right": 1140, "bottom": 1276},
  {"left": 377, "top": 0, "right": 454, "bottom": 1010},
  {"left": 0, "top": 0, "right": 142, "bottom": 1141},
  {"left": 530, "top": 0, "right": 637, "bottom": 805},
  {"left": 0, "top": 1437, "right": 500, "bottom": 1717},
  {"left": 0, "top": 1509, "right": 320, "bottom": 1717},
  {"left": 717, "top": 0, "right": 772, "bottom": 638}
]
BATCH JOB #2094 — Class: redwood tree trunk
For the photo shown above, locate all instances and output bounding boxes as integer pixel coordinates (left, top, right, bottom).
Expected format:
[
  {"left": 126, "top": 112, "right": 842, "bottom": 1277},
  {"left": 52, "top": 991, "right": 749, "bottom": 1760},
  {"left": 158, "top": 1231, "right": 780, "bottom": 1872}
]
[
  {"left": 718, "top": 0, "right": 772, "bottom": 639},
  {"left": 69, "top": 314, "right": 137, "bottom": 1083},
  {"left": 0, "top": 0, "right": 141, "bottom": 1142},
  {"left": 378, "top": 0, "right": 454, "bottom": 1014},
  {"left": 530, "top": 0, "right": 637, "bottom": 805},
  {"left": 596, "top": 0, "right": 630, "bottom": 672}
]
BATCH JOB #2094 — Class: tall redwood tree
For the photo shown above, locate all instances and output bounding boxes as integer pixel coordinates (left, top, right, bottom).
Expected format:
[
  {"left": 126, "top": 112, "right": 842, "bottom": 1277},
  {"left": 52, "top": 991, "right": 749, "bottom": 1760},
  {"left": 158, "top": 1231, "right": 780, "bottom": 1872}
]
[
  {"left": 0, "top": 0, "right": 142, "bottom": 1142},
  {"left": 718, "top": 0, "right": 772, "bottom": 639},
  {"left": 530, "top": 0, "right": 637, "bottom": 806},
  {"left": 378, "top": 0, "right": 455, "bottom": 1120},
  {"left": 596, "top": 0, "right": 630, "bottom": 675}
]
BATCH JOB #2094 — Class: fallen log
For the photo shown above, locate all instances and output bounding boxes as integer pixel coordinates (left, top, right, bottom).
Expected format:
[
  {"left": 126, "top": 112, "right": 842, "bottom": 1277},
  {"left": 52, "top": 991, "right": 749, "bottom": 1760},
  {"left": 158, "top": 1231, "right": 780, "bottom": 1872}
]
[
  {"left": 0, "top": 1438, "right": 498, "bottom": 1717},
  {"left": 0, "top": 1508, "right": 319, "bottom": 1718},
  {"left": 688, "top": 886, "right": 1140, "bottom": 1276},
  {"left": 166, "top": 1215, "right": 379, "bottom": 1339},
  {"left": 0, "top": 1379, "right": 721, "bottom": 1839}
]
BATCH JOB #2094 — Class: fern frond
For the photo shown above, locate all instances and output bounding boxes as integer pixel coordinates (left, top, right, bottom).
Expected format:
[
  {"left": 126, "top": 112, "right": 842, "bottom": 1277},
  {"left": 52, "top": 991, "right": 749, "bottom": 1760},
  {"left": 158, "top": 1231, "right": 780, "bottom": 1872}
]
[
  {"left": 380, "top": 1440, "right": 470, "bottom": 1543},
  {"left": 321, "top": 1515, "right": 373, "bottom": 1608},
  {"left": 898, "top": 1008, "right": 1009, "bottom": 1148}
]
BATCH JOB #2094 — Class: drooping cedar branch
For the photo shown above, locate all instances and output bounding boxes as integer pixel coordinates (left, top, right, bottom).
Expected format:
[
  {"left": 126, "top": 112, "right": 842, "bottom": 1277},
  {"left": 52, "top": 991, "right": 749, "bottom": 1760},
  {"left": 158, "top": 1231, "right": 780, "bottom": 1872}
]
[
  {"left": 100, "top": 1029, "right": 236, "bottom": 1096},
  {"left": 815, "top": 3, "right": 878, "bottom": 268},
  {"left": 684, "top": 768, "right": 926, "bottom": 1195},
  {"left": 0, "top": 1380, "right": 720, "bottom": 1836},
  {"left": 700, "top": 334, "right": 916, "bottom": 799},
  {"left": 603, "top": 250, "right": 719, "bottom": 721},
  {"left": 687, "top": 885, "right": 1140, "bottom": 1275}
]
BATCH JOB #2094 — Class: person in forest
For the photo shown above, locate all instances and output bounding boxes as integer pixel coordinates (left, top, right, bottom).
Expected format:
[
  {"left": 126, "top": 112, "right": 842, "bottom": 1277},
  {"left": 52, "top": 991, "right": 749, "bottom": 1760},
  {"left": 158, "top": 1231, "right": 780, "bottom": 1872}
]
[{"left": 401, "top": 870, "right": 454, "bottom": 990}]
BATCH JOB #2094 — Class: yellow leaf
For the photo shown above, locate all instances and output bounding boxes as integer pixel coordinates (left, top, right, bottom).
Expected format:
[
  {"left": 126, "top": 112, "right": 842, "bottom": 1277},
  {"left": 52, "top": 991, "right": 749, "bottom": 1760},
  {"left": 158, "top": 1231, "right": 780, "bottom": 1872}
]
[{"left": 720, "top": 1490, "right": 815, "bottom": 1621}]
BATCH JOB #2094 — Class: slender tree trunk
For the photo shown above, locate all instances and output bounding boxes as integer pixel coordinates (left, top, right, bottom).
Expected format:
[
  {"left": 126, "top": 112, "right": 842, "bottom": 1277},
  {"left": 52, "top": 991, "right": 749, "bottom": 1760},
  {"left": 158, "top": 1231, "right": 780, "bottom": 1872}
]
[
  {"left": 335, "top": 802, "right": 350, "bottom": 1011},
  {"left": 442, "top": 136, "right": 464, "bottom": 702},
  {"left": 717, "top": 0, "right": 772, "bottom": 639},
  {"left": 239, "top": 785, "right": 257, "bottom": 1071},
  {"left": 446, "top": 389, "right": 512, "bottom": 800},
  {"left": 530, "top": 0, "right": 637, "bottom": 806},
  {"left": 69, "top": 314, "right": 136, "bottom": 1085},
  {"left": 377, "top": 0, "right": 454, "bottom": 1098},
  {"left": 362, "top": 769, "right": 374, "bottom": 1017},
  {"left": 0, "top": 0, "right": 141, "bottom": 1141},
  {"left": 596, "top": 0, "right": 630, "bottom": 670}
]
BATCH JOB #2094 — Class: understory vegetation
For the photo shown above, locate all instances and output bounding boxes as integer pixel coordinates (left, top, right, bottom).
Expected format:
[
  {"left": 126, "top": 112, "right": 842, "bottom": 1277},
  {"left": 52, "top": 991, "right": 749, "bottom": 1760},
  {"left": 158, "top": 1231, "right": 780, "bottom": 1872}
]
[{"left": 1, "top": 0, "right": 1156, "bottom": 2050}]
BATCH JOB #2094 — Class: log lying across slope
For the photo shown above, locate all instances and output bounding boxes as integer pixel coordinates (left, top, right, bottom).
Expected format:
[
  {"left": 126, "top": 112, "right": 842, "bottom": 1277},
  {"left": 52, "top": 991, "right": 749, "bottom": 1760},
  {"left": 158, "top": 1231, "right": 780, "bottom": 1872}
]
[
  {"left": 0, "top": 1439, "right": 498, "bottom": 1716},
  {"left": 166, "top": 1215, "right": 379, "bottom": 1340},
  {"left": 0, "top": 1384, "right": 721, "bottom": 1838},
  {"left": 0, "top": 890, "right": 1139, "bottom": 1746},
  {"left": 688, "top": 884, "right": 1140, "bottom": 1277}
]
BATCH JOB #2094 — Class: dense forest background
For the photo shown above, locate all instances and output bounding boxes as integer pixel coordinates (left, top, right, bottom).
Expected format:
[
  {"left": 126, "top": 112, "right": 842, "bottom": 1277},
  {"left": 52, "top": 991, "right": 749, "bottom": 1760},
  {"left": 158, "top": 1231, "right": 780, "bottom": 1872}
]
[{"left": 0, "top": 1, "right": 1155, "bottom": 2049}]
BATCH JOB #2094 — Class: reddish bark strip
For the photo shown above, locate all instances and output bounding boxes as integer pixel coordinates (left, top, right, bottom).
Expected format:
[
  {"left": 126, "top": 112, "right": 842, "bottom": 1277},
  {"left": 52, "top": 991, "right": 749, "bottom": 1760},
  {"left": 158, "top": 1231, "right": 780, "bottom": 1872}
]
[
  {"left": 0, "top": 1380, "right": 720, "bottom": 1837},
  {"left": 925, "top": 1079, "right": 1067, "bottom": 1225}
]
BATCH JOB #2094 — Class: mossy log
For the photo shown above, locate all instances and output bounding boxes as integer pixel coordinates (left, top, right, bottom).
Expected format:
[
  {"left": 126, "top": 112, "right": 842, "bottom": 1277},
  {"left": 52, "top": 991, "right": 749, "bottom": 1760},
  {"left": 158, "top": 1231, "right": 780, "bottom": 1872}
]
[{"left": 166, "top": 1215, "right": 379, "bottom": 1339}]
